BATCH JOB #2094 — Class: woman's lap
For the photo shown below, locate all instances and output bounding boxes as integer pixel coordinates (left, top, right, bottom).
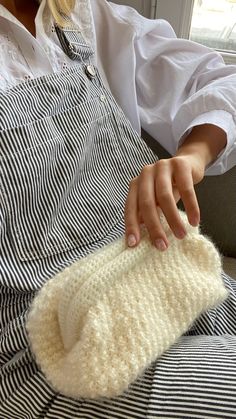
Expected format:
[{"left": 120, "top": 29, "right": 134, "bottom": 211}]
[{"left": 1, "top": 272, "right": 236, "bottom": 418}]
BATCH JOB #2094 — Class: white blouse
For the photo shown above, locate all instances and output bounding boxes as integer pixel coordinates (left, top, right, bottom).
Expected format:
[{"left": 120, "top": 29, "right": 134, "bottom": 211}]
[{"left": 0, "top": 0, "right": 236, "bottom": 175}]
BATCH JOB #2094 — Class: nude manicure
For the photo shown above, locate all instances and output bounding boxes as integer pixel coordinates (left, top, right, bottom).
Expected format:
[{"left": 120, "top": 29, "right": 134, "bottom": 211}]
[{"left": 155, "top": 239, "right": 167, "bottom": 251}]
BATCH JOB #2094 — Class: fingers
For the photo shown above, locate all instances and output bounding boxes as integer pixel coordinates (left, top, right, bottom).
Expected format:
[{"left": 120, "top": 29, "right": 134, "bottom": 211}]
[
  {"left": 125, "top": 166, "right": 168, "bottom": 251},
  {"left": 125, "top": 157, "right": 202, "bottom": 250},
  {"left": 154, "top": 160, "right": 187, "bottom": 239},
  {"left": 138, "top": 165, "right": 168, "bottom": 250},
  {"left": 124, "top": 177, "right": 140, "bottom": 248},
  {"left": 173, "top": 160, "right": 200, "bottom": 227}
]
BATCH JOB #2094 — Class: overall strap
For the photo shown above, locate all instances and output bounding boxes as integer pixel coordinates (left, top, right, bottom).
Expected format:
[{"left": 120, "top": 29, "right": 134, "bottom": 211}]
[{"left": 55, "top": 25, "right": 94, "bottom": 62}]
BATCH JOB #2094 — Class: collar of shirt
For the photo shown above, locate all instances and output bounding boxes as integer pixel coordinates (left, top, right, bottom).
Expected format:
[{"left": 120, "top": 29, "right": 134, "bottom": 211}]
[
  {"left": 0, "top": 0, "right": 96, "bottom": 89},
  {"left": 0, "top": 0, "right": 54, "bottom": 79},
  {"left": 0, "top": 2, "right": 26, "bottom": 26}
]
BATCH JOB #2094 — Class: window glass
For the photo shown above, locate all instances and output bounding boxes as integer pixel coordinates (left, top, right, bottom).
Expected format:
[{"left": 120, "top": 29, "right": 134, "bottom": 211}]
[{"left": 190, "top": 0, "right": 236, "bottom": 53}]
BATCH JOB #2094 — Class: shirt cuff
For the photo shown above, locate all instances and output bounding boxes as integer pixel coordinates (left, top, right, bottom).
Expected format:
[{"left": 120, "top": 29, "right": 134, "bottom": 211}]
[{"left": 178, "top": 110, "right": 236, "bottom": 175}]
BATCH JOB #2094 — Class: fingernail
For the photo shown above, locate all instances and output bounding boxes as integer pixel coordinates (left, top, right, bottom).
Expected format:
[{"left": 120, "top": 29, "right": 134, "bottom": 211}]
[
  {"left": 176, "top": 229, "right": 186, "bottom": 239},
  {"left": 155, "top": 239, "right": 167, "bottom": 251},
  {"left": 191, "top": 216, "right": 199, "bottom": 227},
  {"left": 128, "top": 234, "right": 136, "bottom": 247}
]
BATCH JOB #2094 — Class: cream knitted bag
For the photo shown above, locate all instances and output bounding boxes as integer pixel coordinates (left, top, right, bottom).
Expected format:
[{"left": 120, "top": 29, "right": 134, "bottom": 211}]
[{"left": 26, "top": 212, "right": 228, "bottom": 399}]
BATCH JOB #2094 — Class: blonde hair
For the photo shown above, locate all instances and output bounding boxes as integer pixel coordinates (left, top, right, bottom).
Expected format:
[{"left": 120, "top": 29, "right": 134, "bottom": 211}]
[{"left": 47, "top": 0, "right": 75, "bottom": 27}]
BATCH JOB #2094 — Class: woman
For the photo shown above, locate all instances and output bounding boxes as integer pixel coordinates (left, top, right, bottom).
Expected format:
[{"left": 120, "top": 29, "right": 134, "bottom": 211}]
[{"left": 0, "top": 0, "right": 236, "bottom": 417}]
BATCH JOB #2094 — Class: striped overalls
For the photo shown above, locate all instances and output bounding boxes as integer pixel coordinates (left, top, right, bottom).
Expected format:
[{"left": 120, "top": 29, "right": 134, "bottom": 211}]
[{"left": 1, "top": 25, "right": 236, "bottom": 419}]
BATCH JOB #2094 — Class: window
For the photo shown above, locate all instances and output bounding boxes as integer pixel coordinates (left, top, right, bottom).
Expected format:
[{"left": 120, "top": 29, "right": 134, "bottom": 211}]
[
  {"left": 155, "top": 0, "right": 236, "bottom": 63},
  {"left": 190, "top": 1, "right": 236, "bottom": 54}
]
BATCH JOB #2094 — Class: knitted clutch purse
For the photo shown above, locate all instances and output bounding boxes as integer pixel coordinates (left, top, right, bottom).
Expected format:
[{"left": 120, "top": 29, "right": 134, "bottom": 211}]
[{"left": 26, "top": 212, "right": 228, "bottom": 399}]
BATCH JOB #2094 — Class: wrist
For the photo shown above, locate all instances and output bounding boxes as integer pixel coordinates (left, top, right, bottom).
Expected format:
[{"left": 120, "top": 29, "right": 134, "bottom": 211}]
[{"left": 176, "top": 124, "right": 227, "bottom": 168}]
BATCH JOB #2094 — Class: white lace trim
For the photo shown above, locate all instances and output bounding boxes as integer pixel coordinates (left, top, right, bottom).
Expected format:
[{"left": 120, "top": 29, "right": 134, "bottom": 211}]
[{"left": 0, "top": 0, "right": 96, "bottom": 90}]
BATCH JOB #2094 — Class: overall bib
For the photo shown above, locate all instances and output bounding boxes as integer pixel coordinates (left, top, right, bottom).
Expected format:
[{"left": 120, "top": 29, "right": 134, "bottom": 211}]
[{"left": 1, "top": 25, "right": 236, "bottom": 419}]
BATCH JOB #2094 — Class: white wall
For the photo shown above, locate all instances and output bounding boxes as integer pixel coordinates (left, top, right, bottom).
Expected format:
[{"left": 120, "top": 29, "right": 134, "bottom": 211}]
[
  {"left": 109, "top": 0, "right": 152, "bottom": 18},
  {"left": 155, "top": 0, "right": 194, "bottom": 38}
]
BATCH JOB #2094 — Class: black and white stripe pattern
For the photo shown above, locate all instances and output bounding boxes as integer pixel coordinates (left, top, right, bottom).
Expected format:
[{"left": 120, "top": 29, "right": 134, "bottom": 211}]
[
  {"left": 1, "top": 29, "right": 236, "bottom": 419},
  {"left": 0, "top": 63, "right": 157, "bottom": 290},
  {"left": 55, "top": 25, "right": 94, "bottom": 61},
  {"left": 1, "top": 274, "right": 236, "bottom": 418}
]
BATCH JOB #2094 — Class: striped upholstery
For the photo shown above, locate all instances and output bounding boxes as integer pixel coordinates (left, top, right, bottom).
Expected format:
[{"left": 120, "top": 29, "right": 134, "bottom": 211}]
[{"left": 1, "top": 27, "right": 236, "bottom": 419}]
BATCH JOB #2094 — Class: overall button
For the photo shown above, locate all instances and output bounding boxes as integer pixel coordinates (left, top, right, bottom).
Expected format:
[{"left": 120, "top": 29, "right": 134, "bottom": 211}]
[{"left": 85, "top": 65, "right": 96, "bottom": 79}]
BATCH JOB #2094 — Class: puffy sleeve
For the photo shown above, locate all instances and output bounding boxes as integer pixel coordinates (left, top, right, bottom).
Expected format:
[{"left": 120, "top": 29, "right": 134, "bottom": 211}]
[
  {"left": 92, "top": 0, "right": 236, "bottom": 175},
  {"left": 134, "top": 15, "right": 236, "bottom": 175}
]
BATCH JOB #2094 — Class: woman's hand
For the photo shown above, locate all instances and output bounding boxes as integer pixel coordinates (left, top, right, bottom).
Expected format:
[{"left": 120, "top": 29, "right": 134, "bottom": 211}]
[
  {"left": 125, "top": 124, "right": 227, "bottom": 250},
  {"left": 125, "top": 154, "right": 204, "bottom": 251}
]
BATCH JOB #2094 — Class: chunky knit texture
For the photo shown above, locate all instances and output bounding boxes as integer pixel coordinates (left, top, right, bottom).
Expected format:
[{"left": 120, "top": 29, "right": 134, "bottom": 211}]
[{"left": 26, "top": 212, "right": 228, "bottom": 399}]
